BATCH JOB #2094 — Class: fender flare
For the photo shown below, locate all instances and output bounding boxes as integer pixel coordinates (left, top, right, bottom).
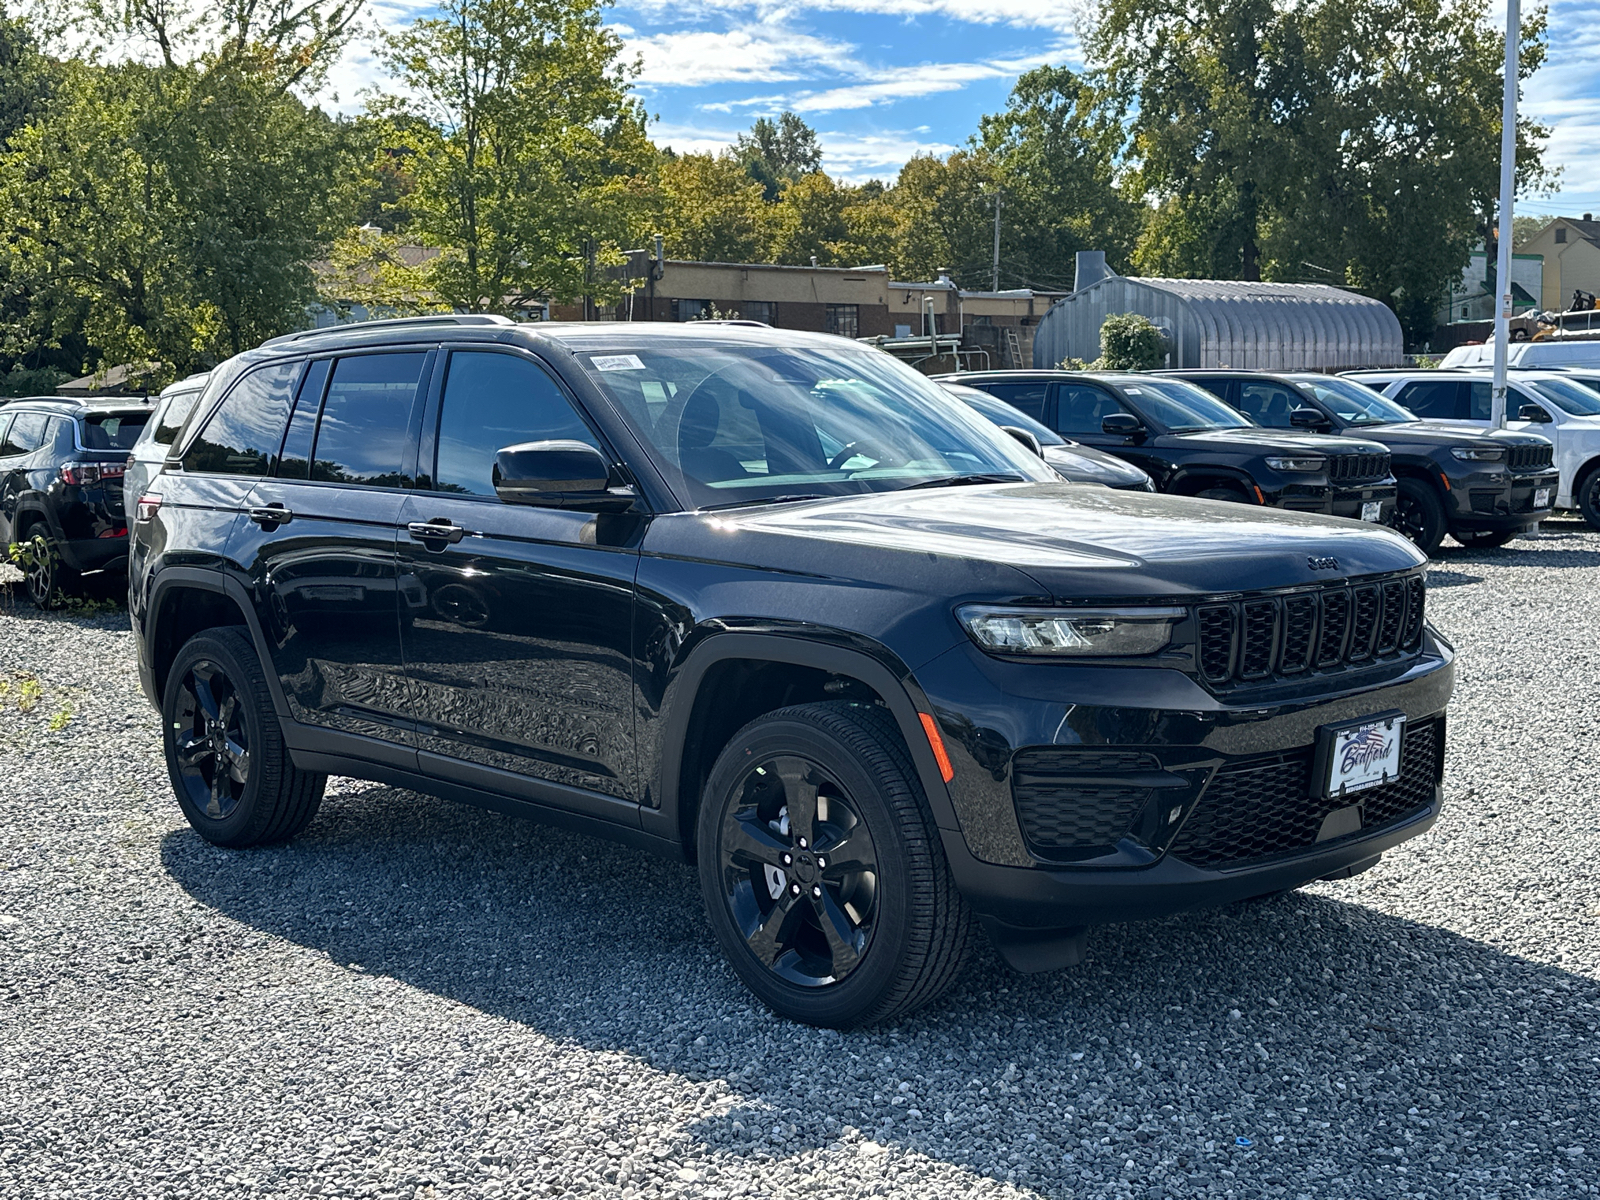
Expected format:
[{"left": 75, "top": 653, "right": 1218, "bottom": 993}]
[
  {"left": 146, "top": 566, "right": 293, "bottom": 720},
  {"left": 13, "top": 495, "right": 64, "bottom": 541},
  {"left": 639, "top": 630, "right": 960, "bottom": 846},
  {"left": 1166, "top": 465, "right": 1258, "bottom": 498}
]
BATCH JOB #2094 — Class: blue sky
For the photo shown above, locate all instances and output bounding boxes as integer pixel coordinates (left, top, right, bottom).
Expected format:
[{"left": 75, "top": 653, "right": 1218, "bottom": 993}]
[{"left": 327, "top": 0, "right": 1600, "bottom": 213}]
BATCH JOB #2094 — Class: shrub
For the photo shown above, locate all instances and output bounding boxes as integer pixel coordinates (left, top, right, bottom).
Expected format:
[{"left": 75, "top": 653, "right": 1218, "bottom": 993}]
[{"left": 1098, "top": 313, "right": 1168, "bottom": 371}]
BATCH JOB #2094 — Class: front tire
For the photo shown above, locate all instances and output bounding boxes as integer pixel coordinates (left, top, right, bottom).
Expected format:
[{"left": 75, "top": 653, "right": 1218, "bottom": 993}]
[
  {"left": 1453, "top": 527, "right": 1521, "bottom": 549},
  {"left": 162, "top": 627, "right": 325, "bottom": 847},
  {"left": 1395, "top": 479, "right": 1447, "bottom": 556},
  {"left": 1578, "top": 467, "right": 1600, "bottom": 531},
  {"left": 697, "top": 701, "right": 972, "bottom": 1027}
]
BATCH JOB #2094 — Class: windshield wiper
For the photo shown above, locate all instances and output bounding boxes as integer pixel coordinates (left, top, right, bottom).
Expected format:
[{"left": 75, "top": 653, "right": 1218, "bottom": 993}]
[
  {"left": 700, "top": 493, "right": 829, "bottom": 512},
  {"left": 898, "top": 472, "right": 1027, "bottom": 491}
]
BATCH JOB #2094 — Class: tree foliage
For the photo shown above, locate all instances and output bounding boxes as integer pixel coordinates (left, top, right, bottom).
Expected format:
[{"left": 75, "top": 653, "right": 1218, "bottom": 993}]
[
  {"left": 735, "top": 112, "right": 823, "bottom": 201},
  {"left": 1099, "top": 312, "right": 1167, "bottom": 369}
]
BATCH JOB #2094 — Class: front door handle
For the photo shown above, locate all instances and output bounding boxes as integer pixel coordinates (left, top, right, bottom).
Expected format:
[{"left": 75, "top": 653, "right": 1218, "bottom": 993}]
[
  {"left": 249, "top": 504, "right": 293, "bottom": 527},
  {"left": 407, "top": 519, "right": 469, "bottom": 546}
]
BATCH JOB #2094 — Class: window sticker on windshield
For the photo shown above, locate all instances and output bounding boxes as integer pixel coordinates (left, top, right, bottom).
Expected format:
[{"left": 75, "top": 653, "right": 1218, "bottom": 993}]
[
  {"left": 590, "top": 354, "right": 645, "bottom": 372},
  {"left": 1124, "top": 387, "right": 1142, "bottom": 394}
]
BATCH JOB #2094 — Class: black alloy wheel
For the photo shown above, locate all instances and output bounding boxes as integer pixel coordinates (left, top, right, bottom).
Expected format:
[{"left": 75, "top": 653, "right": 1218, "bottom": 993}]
[
  {"left": 171, "top": 658, "right": 253, "bottom": 822},
  {"left": 23, "top": 531, "right": 65, "bottom": 609},
  {"left": 162, "top": 628, "right": 326, "bottom": 847},
  {"left": 716, "top": 753, "right": 881, "bottom": 988},
  {"left": 1395, "top": 478, "right": 1447, "bottom": 557},
  {"left": 697, "top": 701, "right": 972, "bottom": 1027}
]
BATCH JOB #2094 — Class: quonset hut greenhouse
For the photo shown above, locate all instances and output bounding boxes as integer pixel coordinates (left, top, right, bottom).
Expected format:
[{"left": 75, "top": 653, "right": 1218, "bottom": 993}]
[{"left": 1032, "top": 253, "right": 1406, "bottom": 372}]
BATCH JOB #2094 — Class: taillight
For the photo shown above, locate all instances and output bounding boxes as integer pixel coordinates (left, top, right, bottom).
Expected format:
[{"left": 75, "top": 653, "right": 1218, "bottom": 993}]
[
  {"left": 60, "top": 462, "right": 126, "bottom": 486},
  {"left": 135, "top": 495, "right": 162, "bottom": 523}
]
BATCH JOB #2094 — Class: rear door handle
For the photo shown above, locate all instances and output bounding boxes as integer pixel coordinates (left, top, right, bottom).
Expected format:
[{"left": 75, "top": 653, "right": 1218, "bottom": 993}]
[
  {"left": 407, "top": 519, "right": 469, "bottom": 546},
  {"left": 249, "top": 505, "right": 292, "bottom": 526}
]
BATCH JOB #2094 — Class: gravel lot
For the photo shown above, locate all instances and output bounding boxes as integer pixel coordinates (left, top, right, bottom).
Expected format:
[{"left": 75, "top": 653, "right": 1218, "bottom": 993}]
[{"left": 4, "top": 523, "right": 1599, "bottom": 1200}]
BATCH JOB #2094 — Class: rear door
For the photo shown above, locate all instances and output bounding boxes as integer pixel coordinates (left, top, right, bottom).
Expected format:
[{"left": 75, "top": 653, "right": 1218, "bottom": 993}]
[
  {"left": 398, "top": 346, "right": 642, "bottom": 810},
  {"left": 231, "top": 350, "right": 431, "bottom": 757}
]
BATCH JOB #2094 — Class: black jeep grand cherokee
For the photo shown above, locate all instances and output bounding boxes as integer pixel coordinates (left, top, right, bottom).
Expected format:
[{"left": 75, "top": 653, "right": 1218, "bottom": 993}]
[
  {"left": 131, "top": 317, "right": 1453, "bottom": 1027},
  {"left": 940, "top": 370, "right": 1398, "bottom": 523}
]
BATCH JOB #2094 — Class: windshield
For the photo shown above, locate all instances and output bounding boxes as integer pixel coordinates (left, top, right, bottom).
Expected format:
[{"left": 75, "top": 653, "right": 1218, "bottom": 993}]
[
  {"left": 1120, "top": 377, "right": 1253, "bottom": 431},
  {"left": 1293, "top": 376, "right": 1417, "bottom": 425},
  {"left": 1526, "top": 376, "right": 1600, "bottom": 416},
  {"left": 80, "top": 410, "right": 150, "bottom": 450},
  {"left": 573, "top": 340, "right": 1053, "bottom": 507},
  {"left": 941, "top": 384, "right": 1066, "bottom": 446}
]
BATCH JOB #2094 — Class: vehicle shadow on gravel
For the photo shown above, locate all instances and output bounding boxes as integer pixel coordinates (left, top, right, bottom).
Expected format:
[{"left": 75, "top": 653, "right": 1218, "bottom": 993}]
[{"left": 162, "top": 783, "right": 1599, "bottom": 1196}]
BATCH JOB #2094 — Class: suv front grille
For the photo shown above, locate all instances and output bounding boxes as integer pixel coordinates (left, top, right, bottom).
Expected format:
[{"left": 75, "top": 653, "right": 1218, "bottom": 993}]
[
  {"left": 1328, "top": 452, "right": 1390, "bottom": 484},
  {"left": 1168, "top": 719, "right": 1442, "bottom": 869},
  {"left": 1196, "top": 573, "right": 1424, "bottom": 688},
  {"left": 1508, "top": 444, "right": 1554, "bottom": 473},
  {"left": 1012, "top": 748, "right": 1159, "bottom": 853}
]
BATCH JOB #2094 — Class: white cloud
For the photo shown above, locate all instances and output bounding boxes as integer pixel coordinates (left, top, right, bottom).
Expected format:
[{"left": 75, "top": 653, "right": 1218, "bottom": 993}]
[
  {"left": 620, "top": 0, "right": 1087, "bottom": 35},
  {"left": 628, "top": 27, "right": 860, "bottom": 85},
  {"left": 819, "top": 130, "right": 959, "bottom": 178}
]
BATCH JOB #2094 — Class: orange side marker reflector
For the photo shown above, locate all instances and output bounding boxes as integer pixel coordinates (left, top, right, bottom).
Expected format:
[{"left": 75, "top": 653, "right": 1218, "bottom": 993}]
[
  {"left": 1439, "top": 471, "right": 1451, "bottom": 492},
  {"left": 919, "top": 712, "right": 955, "bottom": 782},
  {"left": 1254, "top": 485, "right": 1266, "bottom": 505}
]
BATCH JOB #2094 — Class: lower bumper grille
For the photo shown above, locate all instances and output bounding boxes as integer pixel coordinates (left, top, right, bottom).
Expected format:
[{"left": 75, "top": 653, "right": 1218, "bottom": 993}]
[
  {"left": 1012, "top": 748, "right": 1159, "bottom": 853},
  {"left": 1168, "top": 719, "right": 1442, "bottom": 870}
]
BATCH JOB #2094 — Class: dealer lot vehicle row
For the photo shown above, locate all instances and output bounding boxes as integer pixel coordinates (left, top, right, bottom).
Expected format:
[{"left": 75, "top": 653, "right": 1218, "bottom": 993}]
[{"left": 129, "top": 315, "right": 1452, "bottom": 1026}]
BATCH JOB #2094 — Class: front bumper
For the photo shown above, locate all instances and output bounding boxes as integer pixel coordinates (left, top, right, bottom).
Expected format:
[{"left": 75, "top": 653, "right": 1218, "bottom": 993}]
[
  {"left": 1449, "top": 470, "right": 1559, "bottom": 531},
  {"left": 1331, "top": 483, "right": 1396, "bottom": 523},
  {"left": 915, "top": 635, "right": 1453, "bottom": 949}
]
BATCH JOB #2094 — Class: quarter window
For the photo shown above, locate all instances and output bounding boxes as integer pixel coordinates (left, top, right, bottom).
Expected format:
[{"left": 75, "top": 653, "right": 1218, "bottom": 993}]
[
  {"left": 184, "top": 361, "right": 301, "bottom": 476},
  {"left": 3, "top": 411, "right": 49, "bottom": 454},
  {"left": 152, "top": 390, "right": 203, "bottom": 447},
  {"left": 435, "top": 352, "right": 600, "bottom": 497},
  {"left": 310, "top": 353, "right": 426, "bottom": 487}
]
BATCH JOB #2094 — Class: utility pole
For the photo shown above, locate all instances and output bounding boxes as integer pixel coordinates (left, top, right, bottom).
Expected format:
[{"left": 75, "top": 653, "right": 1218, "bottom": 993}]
[
  {"left": 1490, "top": 0, "right": 1520, "bottom": 429},
  {"left": 992, "top": 193, "right": 1002, "bottom": 293}
]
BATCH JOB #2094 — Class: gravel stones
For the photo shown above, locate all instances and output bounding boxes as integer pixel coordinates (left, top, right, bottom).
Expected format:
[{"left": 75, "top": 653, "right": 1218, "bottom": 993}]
[{"left": 3, "top": 522, "right": 1599, "bottom": 1198}]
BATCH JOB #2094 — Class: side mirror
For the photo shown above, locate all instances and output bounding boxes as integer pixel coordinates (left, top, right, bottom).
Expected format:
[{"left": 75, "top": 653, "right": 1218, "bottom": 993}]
[
  {"left": 1101, "top": 412, "right": 1144, "bottom": 437},
  {"left": 1518, "top": 403, "right": 1552, "bottom": 423},
  {"left": 493, "top": 441, "right": 634, "bottom": 511},
  {"left": 999, "top": 425, "right": 1043, "bottom": 457},
  {"left": 1289, "top": 406, "right": 1330, "bottom": 430}
]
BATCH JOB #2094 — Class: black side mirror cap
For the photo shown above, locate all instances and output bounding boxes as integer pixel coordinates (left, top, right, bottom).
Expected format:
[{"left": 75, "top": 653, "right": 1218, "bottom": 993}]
[
  {"left": 493, "top": 440, "right": 635, "bottom": 511},
  {"left": 1289, "top": 406, "right": 1330, "bottom": 429},
  {"left": 1518, "top": 403, "right": 1552, "bottom": 423},
  {"left": 1101, "top": 412, "right": 1144, "bottom": 436},
  {"left": 999, "top": 425, "right": 1043, "bottom": 457}
]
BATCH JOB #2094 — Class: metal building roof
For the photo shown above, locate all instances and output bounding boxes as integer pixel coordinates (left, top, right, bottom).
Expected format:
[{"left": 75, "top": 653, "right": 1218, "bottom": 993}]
[{"left": 1032, "top": 275, "right": 1405, "bottom": 371}]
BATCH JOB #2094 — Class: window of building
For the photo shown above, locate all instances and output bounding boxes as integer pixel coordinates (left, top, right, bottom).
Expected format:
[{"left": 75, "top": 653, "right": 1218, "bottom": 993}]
[
  {"left": 310, "top": 352, "right": 427, "bottom": 487},
  {"left": 183, "top": 361, "right": 301, "bottom": 476},
  {"left": 741, "top": 300, "right": 776, "bottom": 326},
  {"left": 672, "top": 299, "right": 711, "bottom": 322},
  {"left": 826, "top": 304, "right": 859, "bottom": 339},
  {"left": 434, "top": 352, "right": 600, "bottom": 497},
  {"left": 1556, "top": 228, "right": 1567, "bottom": 244}
]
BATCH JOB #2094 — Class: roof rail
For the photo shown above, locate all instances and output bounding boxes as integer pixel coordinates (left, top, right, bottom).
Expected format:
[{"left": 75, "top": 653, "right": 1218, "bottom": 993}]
[{"left": 260, "top": 314, "right": 515, "bottom": 348}]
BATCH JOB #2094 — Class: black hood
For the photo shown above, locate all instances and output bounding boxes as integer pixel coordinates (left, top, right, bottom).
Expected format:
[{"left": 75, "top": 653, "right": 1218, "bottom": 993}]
[
  {"left": 1170, "top": 428, "right": 1389, "bottom": 454},
  {"left": 1042, "top": 443, "right": 1152, "bottom": 487}
]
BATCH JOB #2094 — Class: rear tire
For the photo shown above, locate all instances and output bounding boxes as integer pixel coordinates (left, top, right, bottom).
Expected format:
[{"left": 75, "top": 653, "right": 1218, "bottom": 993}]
[
  {"left": 1578, "top": 467, "right": 1600, "bottom": 531},
  {"left": 1395, "top": 479, "right": 1447, "bottom": 556},
  {"left": 21, "top": 529, "right": 79, "bottom": 609},
  {"left": 697, "top": 701, "right": 972, "bottom": 1028},
  {"left": 1453, "top": 527, "right": 1521, "bottom": 549},
  {"left": 162, "top": 627, "right": 325, "bottom": 847}
]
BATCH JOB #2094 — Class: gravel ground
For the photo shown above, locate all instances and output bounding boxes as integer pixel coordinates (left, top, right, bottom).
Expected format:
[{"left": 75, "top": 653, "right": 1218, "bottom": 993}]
[{"left": 3, "top": 522, "right": 1599, "bottom": 1200}]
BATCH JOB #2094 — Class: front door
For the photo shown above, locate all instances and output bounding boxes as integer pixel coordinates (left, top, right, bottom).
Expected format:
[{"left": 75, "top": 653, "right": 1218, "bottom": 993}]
[
  {"left": 229, "top": 350, "right": 431, "bottom": 753},
  {"left": 1053, "top": 381, "right": 1168, "bottom": 481},
  {"left": 398, "top": 348, "right": 642, "bottom": 806}
]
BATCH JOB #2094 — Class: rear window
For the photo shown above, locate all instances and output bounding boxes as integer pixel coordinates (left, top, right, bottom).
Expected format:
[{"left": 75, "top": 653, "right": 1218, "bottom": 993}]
[
  {"left": 80, "top": 411, "right": 150, "bottom": 450},
  {"left": 151, "top": 391, "right": 202, "bottom": 446}
]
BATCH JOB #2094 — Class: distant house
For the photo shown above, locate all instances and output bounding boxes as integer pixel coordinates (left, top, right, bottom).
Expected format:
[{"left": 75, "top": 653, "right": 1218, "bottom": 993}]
[
  {"left": 1517, "top": 216, "right": 1600, "bottom": 312},
  {"left": 1442, "top": 248, "right": 1543, "bottom": 323}
]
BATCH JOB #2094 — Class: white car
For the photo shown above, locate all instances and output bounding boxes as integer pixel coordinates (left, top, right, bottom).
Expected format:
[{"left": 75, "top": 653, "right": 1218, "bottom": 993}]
[
  {"left": 123, "top": 373, "right": 209, "bottom": 517},
  {"left": 1343, "top": 369, "right": 1600, "bottom": 527},
  {"left": 1439, "top": 339, "right": 1600, "bottom": 369}
]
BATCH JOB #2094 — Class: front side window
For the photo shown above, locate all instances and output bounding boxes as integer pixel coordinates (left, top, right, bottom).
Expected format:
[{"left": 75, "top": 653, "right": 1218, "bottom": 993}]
[
  {"left": 1056, "top": 384, "right": 1127, "bottom": 435},
  {"left": 825, "top": 305, "right": 859, "bottom": 339},
  {"left": 310, "top": 353, "right": 426, "bottom": 487},
  {"left": 1123, "top": 377, "right": 1252, "bottom": 431},
  {"left": 184, "top": 361, "right": 301, "bottom": 476},
  {"left": 435, "top": 352, "right": 600, "bottom": 497},
  {"left": 1234, "top": 381, "right": 1305, "bottom": 427},
  {"left": 1395, "top": 380, "right": 1464, "bottom": 420},
  {"left": 571, "top": 337, "right": 1052, "bottom": 508}
]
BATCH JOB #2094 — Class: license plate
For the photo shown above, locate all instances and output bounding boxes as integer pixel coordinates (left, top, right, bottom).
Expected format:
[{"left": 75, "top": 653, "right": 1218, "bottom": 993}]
[
  {"left": 1317, "top": 713, "right": 1405, "bottom": 799},
  {"left": 1535, "top": 487, "right": 1552, "bottom": 508},
  {"left": 1361, "top": 501, "right": 1382, "bottom": 522}
]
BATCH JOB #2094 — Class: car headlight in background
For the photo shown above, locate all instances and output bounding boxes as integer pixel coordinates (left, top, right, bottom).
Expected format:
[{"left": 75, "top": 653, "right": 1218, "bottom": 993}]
[
  {"left": 1449, "top": 447, "right": 1507, "bottom": 462},
  {"left": 1265, "top": 456, "right": 1326, "bottom": 472},
  {"left": 958, "top": 605, "right": 1186, "bottom": 656}
]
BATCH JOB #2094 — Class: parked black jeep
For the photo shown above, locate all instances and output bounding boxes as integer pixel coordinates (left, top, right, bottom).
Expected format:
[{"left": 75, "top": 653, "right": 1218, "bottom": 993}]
[
  {"left": 0, "top": 397, "right": 151, "bottom": 606},
  {"left": 1166, "top": 370, "right": 1558, "bottom": 555},
  {"left": 131, "top": 318, "right": 1453, "bottom": 1026},
  {"left": 940, "top": 370, "right": 1398, "bottom": 523}
]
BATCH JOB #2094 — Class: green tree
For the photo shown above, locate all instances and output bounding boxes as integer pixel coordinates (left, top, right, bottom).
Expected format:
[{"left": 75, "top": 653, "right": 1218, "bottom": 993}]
[
  {"left": 735, "top": 111, "right": 823, "bottom": 201},
  {"left": 770, "top": 171, "right": 852, "bottom": 265},
  {"left": 373, "top": 0, "right": 655, "bottom": 312},
  {"left": 654, "top": 152, "right": 774, "bottom": 262}
]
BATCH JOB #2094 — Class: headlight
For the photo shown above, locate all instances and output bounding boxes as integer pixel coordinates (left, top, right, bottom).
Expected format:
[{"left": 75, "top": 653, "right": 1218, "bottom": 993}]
[
  {"left": 1450, "top": 447, "right": 1507, "bottom": 461},
  {"left": 957, "top": 605, "right": 1186, "bottom": 656},
  {"left": 1265, "top": 456, "right": 1326, "bottom": 472}
]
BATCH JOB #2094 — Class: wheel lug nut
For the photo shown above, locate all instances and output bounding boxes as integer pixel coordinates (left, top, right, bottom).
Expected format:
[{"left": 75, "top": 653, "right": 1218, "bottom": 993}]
[
  {"left": 790, "top": 883, "right": 801, "bottom": 896},
  {"left": 811, "top": 886, "right": 822, "bottom": 898},
  {"left": 781, "top": 853, "right": 792, "bottom": 866},
  {"left": 816, "top": 856, "right": 827, "bottom": 869},
  {"left": 797, "top": 837, "right": 808, "bottom": 848}
]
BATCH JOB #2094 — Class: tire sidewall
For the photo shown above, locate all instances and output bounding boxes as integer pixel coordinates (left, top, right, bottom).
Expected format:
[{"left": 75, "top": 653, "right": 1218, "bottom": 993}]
[
  {"left": 1580, "top": 469, "right": 1600, "bottom": 530},
  {"left": 696, "top": 711, "right": 919, "bottom": 1027},
  {"left": 1396, "top": 478, "right": 1446, "bottom": 555},
  {"left": 161, "top": 631, "right": 276, "bottom": 847},
  {"left": 24, "top": 531, "right": 58, "bottom": 609}
]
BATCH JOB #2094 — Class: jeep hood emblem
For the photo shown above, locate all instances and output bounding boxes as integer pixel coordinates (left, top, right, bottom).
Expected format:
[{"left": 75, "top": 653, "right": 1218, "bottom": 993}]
[{"left": 1308, "top": 555, "right": 1339, "bottom": 571}]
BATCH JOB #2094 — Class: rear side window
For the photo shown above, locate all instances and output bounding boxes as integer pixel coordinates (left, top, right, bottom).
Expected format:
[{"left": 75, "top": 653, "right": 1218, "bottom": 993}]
[
  {"left": 310, "top": 353, "right": 426, "bottom": 486},
  {"left": 183, "top": 361, "right": 301, "bottom": 476},
  {"left": 152, "top": 391, "right": 202, "bottom": 446},
  {"left": 80, "top": 411, "right": 149, "bottom": 450},
  {"left": 1394, "top": 380, "right": 1464, "bottom": 420},
  {"left": 979, "top": 382, "right": 1050, "bottom": 423},
  {"left": 2, "top": 411, "right": 49, "bottom": 454},
  {"left": 435, "top": 351, "right": 599, "bottom": 497}
]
